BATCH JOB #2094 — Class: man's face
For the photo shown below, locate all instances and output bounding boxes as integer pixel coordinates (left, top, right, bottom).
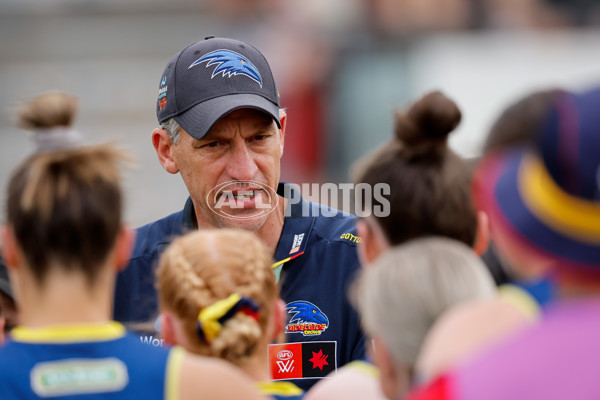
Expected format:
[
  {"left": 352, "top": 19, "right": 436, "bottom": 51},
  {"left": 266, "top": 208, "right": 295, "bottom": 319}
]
[{"left": 170, "top": 108, "right": 285, "bottom": 231}]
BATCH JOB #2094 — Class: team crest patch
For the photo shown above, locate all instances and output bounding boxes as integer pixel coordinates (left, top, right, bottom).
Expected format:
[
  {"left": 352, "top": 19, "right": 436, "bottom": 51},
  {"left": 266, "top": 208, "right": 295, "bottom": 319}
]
[
  {"left": 188, "top": 49, "right": 263, "bottom": 87},
  {"left": 285, "top": 301, "right": 329, "bottom": 336},
  {"left": 268, "top": 341, "right": 337, "bottom": 380},
  {"left": 30, "top": 358, "right": 128, "bottom": 397}
]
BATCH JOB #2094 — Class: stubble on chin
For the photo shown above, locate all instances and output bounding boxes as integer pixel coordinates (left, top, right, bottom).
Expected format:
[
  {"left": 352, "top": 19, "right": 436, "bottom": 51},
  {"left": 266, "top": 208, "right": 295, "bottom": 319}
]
[{"left": 198, "top": 206, "right": 269, "bottom": 232}]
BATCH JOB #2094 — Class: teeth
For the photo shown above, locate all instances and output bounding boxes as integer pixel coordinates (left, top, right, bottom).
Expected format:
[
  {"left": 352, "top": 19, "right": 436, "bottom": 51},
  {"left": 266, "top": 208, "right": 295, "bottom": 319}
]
[
  {"left": 234, "top": 190, "right": 258, "bottom": 200},
  {"left": 220, "top": 189, "right": 260, "bottom": 201}
]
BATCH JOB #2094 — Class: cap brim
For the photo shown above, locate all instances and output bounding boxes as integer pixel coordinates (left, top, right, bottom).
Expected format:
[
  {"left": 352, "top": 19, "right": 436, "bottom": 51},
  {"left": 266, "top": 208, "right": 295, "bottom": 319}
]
[
  {"left": 476, "top": 149, "right": 600, "bottom": 272},
  {"left": 174, "top": 94, "right": 281, "bottom": 140}
]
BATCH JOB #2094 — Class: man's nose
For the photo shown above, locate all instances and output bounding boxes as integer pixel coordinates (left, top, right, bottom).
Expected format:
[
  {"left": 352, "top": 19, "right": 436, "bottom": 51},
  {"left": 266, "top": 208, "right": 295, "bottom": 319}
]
[{"left": 226, "top": 142, "right": 258, "bottom": 181}]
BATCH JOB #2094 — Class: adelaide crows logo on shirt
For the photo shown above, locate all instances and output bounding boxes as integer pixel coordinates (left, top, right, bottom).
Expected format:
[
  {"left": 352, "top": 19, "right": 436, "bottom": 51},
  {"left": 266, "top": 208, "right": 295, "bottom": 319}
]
[
  {"left": 188, "top": 49, "right": 263, "bottom": 87},
  {"left": 285, "top": 301, "right": 329, "bottom": 336}
]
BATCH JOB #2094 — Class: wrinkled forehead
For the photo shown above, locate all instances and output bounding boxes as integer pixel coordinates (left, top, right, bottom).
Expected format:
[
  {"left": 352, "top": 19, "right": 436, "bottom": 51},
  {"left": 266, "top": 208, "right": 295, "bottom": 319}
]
[{"left": 206, "top": 108, "right": 278, "bottom": 137}]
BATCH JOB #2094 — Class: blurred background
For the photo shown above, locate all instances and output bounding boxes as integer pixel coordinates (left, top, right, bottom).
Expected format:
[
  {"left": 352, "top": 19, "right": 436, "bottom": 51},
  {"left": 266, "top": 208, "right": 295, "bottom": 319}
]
[{"left": 1, "top": 0, "right": 600, "bottom": 228}]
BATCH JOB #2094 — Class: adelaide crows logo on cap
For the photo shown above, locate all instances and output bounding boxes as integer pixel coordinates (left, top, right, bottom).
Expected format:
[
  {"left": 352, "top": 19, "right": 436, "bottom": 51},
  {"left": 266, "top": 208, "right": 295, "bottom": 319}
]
[
  {"left": 285, "top": 301, "right": 329, "bottom": 336},
  {"left": 189, "top": 49, "right": 263, "bottom": 87}
]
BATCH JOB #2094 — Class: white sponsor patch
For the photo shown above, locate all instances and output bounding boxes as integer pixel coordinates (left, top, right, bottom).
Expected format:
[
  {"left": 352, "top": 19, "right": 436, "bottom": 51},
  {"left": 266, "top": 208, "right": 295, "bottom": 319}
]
[
  {"left": 31, "top": 358, "right": 128, "bottom": 397},
  {"left": 290, "top": 233, "right": 305, "bottom": 254}
]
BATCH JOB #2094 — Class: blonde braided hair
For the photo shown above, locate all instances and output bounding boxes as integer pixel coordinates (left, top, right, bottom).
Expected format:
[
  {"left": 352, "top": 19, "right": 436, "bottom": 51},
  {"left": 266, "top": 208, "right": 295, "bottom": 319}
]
[{"left": 156, "top": 229, "right": 276, "bottom": 366}]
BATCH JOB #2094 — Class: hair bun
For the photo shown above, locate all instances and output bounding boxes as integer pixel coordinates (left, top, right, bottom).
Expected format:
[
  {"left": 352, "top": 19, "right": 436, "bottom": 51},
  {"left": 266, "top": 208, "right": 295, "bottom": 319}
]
[
  {"left": 18, "top": 92, "right": 79, "bottom": 130},
  {"left": 395, "top": 91, "right": 461, "bottom": 147}
]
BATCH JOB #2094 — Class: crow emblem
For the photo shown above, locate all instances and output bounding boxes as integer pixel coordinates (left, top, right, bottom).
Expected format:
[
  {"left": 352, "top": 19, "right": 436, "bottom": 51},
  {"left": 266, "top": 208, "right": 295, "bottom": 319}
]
[{"left": 189, "top": 49, "right": 263, "bottom": 87}]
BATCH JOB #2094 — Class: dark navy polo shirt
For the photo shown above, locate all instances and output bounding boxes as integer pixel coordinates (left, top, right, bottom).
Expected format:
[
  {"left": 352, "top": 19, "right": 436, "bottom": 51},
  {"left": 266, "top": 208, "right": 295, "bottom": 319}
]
[{"left": 114, "top": 183, "right": 366, "bottom": 390}]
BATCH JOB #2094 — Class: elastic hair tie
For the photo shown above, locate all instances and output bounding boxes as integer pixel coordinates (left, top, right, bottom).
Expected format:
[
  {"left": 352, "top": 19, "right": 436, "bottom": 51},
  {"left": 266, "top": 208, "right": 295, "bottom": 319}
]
[
  {"left": 33, "top": 127, "right": 82, "bottom": 153},
  {"left": 196, "top": 293, "right": 259, "bottom": 343}
]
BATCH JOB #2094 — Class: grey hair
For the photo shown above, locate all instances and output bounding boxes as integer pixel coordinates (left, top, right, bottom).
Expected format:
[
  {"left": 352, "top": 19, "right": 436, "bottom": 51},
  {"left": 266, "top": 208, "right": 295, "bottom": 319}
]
[
  {"left": 353, "top": 237, "right": 495, "bottom": 368},
  {"left": 161, "top": 118, "right": 181, "bottom": 145},
  {"left": 160, "top": 109, "right": 286, "bottom": 145}
]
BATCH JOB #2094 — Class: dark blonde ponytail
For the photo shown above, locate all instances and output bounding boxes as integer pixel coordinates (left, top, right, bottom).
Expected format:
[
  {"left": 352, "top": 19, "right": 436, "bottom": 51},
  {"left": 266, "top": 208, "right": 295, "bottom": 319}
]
[{"left": 7, "top": 92, "right": 132, "bottom": 285}]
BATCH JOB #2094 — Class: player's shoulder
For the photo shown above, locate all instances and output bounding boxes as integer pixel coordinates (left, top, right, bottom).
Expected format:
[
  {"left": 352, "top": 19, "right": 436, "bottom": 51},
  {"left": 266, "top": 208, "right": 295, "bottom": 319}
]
[
  {"left": 0, "top": 339, "right": 20, "bottom": 364},
  {"left": 310, "top": 204, "right": 360, "bottom": 248}
]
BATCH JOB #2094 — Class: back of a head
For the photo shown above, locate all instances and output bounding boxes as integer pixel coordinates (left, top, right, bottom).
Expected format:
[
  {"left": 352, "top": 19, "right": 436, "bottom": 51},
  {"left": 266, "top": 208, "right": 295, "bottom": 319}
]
[
  {"left": 474, "top": 86, "right": 600, "bottom": 281},
  {"left": 353, "top": 91, "right": 477, "bottom": 247},
  {"left": 353, "top": 237, "right": 496, "bottom": 367},
  {"left": 7, "top": 92, "right": 130, "bottom": 285},
  {"left": 156, "top": 229, "right": 276, "bottom": 366},
  {"left": 483, "top": 89, "right": 561, "bottom": 155}
]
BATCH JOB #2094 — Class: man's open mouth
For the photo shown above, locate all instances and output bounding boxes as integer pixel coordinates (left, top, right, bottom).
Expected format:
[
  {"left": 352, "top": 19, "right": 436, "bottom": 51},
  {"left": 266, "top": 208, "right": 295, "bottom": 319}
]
[
  {"left": 225, "top": 189, "right": 262, "bottom": 201},
  {"left": 207, "top": 180, "right": 279, "bottom": 220},
  {"left": 217, "top": 188, "right": 266, "bottom": 210}
]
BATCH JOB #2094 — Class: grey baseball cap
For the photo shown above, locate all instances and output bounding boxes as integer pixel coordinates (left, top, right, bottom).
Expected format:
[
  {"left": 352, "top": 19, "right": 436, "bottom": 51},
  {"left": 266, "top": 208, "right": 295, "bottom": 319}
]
[{"left": 156, "top": 36, "right": 281, "bottom": 140}]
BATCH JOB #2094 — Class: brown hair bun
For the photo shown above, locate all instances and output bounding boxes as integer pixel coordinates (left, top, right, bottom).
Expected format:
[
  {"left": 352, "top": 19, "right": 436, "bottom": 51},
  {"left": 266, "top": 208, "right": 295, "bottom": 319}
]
[
  {"left": 17, "top": 92, "right": 78, "bottom": 130},
  {"left": 394, "top": 91, "right": 461, "bottom": 156}
]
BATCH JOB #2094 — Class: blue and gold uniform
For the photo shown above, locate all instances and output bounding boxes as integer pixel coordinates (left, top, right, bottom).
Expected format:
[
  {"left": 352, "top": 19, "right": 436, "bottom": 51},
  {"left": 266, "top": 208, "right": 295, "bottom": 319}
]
[
  {"left": 115, "top": 183, "right": 366, "bottom": 390},
  {"left": 0, "top": 322, "right": 184, "bottom": 399},
  {"left": 256, "top": 381, "right": 304, "bottom": 400}
]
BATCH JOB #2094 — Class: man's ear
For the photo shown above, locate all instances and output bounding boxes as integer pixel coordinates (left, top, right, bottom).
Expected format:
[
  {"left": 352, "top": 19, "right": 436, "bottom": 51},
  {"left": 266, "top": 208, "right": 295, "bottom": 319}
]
[
  {"left": 1, "top": 226, "right": 19, "bottom": 270},
  {"left": 152, "top": 128, "right": 179, "bottom": 174},
  {"left": 473, "top": 210, "right": 490, "bottom": 256},
  {"left": 114, "top": 226, "right": 136, "bottom": 272},
  {"left": 278, "top": 110, "right": 287, "bottom": 158}
]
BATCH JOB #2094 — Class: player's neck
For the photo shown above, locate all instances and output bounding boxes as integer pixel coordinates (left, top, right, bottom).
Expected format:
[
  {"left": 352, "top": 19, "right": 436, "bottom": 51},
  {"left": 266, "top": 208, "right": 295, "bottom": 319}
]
[
  {"left": 240, "top": 344, "right": 272, "bottom": 382},
  {"left": 15, "top": 264, "right": 114, "bottom": 327}
]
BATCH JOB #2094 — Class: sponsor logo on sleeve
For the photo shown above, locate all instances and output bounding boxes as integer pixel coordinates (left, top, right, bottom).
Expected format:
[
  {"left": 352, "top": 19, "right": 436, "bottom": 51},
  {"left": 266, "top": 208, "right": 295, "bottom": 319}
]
[
  {"left": 339, "top": 232, "right": 361, "bottom": 243},
  {"left": 268, "top": 341, "right": 337, "bottom": 380},
  {"left": 289, "top": 233, "right": 305, "bottom": 255}
]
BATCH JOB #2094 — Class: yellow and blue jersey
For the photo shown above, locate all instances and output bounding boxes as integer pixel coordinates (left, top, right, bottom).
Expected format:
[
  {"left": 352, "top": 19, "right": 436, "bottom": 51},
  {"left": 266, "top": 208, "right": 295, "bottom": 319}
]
[
  {"left": 0, "top": 322, "right": 184, "bottom": 399},
  {"left": 345, "top": 360, "right": 380, "bottom": 378},
  {"left": 256, "top": 380, "right": 304, "bottom": 400}
]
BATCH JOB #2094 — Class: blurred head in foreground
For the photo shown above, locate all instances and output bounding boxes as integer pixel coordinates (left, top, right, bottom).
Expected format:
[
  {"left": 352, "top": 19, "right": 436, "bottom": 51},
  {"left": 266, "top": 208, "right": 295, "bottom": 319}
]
[
  {"left": 352, "top": 237, "right": 495, "bottom": 399},
  {"left": 473, "top": 87, "right": 600, "bottom": 284},
  {"left": 2, "top": 92, "right": 133, "bottom": 313}
]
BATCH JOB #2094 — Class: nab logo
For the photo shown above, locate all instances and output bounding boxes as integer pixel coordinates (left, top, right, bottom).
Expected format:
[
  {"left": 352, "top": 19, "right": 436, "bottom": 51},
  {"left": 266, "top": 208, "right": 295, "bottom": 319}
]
[
  {"left": 285, "top": 301, "right": 329, "bottom": 336},
  {"left": 276, "top": 350, "right": 294, "bottom": 373},
  {"left": 309, "top": 349, "right": 328, "bottom": 371},
  {"left": 268, "top": 341, "right": 337, "bottom": 380}
]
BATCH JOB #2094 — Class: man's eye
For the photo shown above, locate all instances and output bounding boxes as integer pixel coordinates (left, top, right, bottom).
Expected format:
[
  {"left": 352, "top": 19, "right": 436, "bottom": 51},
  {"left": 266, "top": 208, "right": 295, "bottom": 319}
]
[
  {"left": 204, "top": 141, "right": 220, "bottom": 148},
  {"left": 254, "top": 135, "right": 267, "bottom": 141}
]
